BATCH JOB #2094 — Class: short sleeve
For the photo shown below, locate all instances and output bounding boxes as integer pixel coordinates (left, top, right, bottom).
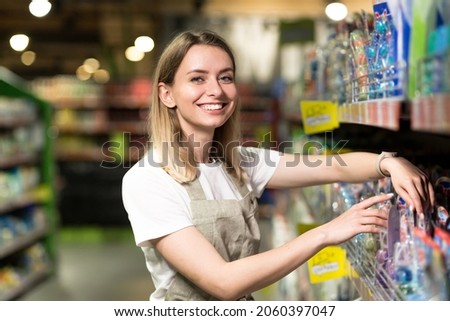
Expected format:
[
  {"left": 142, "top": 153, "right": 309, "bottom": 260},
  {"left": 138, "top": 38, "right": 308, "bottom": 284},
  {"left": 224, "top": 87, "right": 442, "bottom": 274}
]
[
  {"left": 239, "top": 147, "right": 281, "bottom": 197},
  {"left": 121, "top": 163, "right": 193, "bottom": 247}
]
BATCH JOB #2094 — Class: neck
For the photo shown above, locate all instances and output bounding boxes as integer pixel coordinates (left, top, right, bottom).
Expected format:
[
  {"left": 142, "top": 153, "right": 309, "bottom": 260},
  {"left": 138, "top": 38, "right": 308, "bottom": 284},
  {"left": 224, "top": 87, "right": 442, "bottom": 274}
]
[
  {"left": 194, "top": 141, "right": 213, "bottom": 163},
  {"left": 183, "top": 131, "right": 214, "bottom": 164}
]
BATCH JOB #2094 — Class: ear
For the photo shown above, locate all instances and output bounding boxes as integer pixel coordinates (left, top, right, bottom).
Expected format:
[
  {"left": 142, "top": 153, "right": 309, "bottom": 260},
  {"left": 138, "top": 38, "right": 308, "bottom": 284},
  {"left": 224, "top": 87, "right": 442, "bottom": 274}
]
[{"left": 158, "top": 82, "right": 176, "bottom": 108}]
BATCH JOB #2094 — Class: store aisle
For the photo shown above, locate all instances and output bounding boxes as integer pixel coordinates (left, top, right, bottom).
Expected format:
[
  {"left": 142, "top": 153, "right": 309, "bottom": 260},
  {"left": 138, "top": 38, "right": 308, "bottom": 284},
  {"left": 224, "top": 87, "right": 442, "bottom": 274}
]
[{"left": 20, "top": 229, "right": 155, "bottom": 301}]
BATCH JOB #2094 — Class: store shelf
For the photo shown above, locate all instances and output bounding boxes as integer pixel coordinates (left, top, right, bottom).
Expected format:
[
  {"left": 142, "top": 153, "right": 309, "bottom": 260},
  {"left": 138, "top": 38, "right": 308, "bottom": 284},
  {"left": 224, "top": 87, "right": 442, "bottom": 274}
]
[
  {"left": 411, "top": 93, "right": 450, "bottom": 135},
  {"left": 338, "top": 97, "right": 404, "bottom": 131},
  {"left": 0, "top": 267, "right": 52, "bottom": 301},
  {"left": 0, "top": 225, "right": 48, "bottom": 260},
  {"left": 0, "top": 154, "right": 39, "bottom": 169},
  {"left": 278, "top": 13, "right": 450, "bottom": 301},
  {"left": 0, "top": 117, "right": 37, "bottom": 128},
  {"left": 239, "top": 90, "right": 279, "bottom": 144},
  {"left": 57, "top": 124, "right": 110, "bottom": 135},
  {"left": 32, "top": 76, "right": 149, "bottom": 163},
  {"left": 0, "top": 191, "right": 44, "bottom": 215},
  {"left": 344, "top": 239, "right": 404, "bottom": 301},
  {"left": 0, "top": 67, "right": 58, "bottom": 300}
]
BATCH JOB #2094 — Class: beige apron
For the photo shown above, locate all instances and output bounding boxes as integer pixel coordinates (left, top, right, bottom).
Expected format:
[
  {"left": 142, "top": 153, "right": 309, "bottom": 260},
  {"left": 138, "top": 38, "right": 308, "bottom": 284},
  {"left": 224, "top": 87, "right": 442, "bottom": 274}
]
[{"left": 165, "top": 175, "right": 261, "bottom": 301}]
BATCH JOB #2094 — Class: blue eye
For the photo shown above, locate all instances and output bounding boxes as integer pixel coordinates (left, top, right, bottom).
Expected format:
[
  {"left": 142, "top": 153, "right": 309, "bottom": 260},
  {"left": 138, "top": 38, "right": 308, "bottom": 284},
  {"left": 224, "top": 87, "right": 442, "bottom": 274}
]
[
  {"left": 220, "top": 75, "right": 234, "bottom": 83},
  {"left": 191, "top": 76, "right": 204, "bottom": 83}
]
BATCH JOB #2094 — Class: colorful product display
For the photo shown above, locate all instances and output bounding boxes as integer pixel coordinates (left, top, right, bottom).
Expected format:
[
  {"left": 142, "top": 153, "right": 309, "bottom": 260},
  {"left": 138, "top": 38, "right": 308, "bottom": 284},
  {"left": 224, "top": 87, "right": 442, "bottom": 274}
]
[
  {"left": 0, "top": 243, "right": 50, "bottom": 298},
  {"left": 0, "top": 69, "right": 57, "bottom": 300},
  {"left": 0, "top": 166, "right": 41, "bottom": 205},
  {"left": 0, "top": 206, "right": 47, "bottom": 247},
  {"left": 332, "top": 170, "right": 450, "bottom": 301},
  {"left": 305, "top": 0, "right": 449, "bottom": 105}
]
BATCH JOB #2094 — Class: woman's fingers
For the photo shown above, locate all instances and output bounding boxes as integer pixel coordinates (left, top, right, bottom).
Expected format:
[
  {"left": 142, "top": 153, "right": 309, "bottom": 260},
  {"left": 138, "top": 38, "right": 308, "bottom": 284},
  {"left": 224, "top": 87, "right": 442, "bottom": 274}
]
[
  {"left": 353, "top": 193, "right": 394, "bottom": 210},
  {"left": 427, "top": 180, "right": 436, "bottom": 210},
  {"left": 359, "top": 208, "right": 388, "bottom": 227},
  {"left": 394, "top": 175, "right": 435, "bottom": 215}
]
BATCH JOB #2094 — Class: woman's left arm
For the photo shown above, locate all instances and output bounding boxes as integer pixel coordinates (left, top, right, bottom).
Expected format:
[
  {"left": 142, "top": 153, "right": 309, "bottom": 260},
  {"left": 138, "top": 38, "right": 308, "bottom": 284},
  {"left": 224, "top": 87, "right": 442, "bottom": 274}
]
[{"left": 267, "top": 151, "right": 435, "bottom": 215}]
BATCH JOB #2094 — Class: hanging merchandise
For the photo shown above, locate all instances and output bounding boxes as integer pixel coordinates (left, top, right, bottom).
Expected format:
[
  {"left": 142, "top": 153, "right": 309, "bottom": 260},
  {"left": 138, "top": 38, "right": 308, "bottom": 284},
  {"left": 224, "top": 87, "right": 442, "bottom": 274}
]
[
  {"left": 435, "top": 177, "right": 450, "bottom": 230},
  {"left": 345, "top": 0, "right": 410, "bottom": 102},
  {"left": 348, "top": 13, "right": 370, "bottom": 102},
  {"left": 329, "top": 173, "right": 450, "bottom": 301}
]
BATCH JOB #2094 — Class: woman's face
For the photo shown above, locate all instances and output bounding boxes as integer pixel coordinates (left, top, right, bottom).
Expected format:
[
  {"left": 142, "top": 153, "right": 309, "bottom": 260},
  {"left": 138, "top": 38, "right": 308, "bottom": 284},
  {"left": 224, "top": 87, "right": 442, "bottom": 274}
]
[{"left": 160, "top": 44, "right": 238, "bottom": 138}]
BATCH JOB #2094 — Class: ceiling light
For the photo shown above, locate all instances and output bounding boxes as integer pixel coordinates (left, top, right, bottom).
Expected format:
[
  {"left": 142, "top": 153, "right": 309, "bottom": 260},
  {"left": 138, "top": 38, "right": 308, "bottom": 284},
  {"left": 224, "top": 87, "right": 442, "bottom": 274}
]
[
  {"left": 125, "top": 46, "right": 145, "bottom": 62},
  {"left": 10, "top": 34, "right": 30, "bottom": 51},
  {"left": 83, "top": 58, "right": 100, "bottom": 73},
  {"left": 76, "top": 65, "right": 91, "bottom": 81},
  {"left": 29, "top": 0, "right": 52, "bottom": 18},
  {"left": 94, "top": 69, "right": 110, "bottom": 84},
  {"left": 134, "top": 36, "right": 155, "bottom": 53},
  {"left": 325, "top": 2, "right": 348, "bottom": 21},
  {"left": 21, "top": 51, "right": 36, "bottom": 66}
]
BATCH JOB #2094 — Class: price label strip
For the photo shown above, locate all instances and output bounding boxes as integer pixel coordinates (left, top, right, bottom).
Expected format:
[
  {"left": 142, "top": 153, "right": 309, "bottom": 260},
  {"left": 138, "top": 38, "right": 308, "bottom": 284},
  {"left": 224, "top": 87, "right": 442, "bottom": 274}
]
[{"left": 300, "top": 101, "right": 339, "bottom": 134}]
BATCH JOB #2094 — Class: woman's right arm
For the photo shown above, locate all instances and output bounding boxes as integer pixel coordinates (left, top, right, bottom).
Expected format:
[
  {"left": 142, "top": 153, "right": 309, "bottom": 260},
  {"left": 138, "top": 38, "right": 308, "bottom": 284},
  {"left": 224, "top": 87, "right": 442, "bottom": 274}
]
[{"left": 153, "top": 193, "right": 391, "bottom": 300}]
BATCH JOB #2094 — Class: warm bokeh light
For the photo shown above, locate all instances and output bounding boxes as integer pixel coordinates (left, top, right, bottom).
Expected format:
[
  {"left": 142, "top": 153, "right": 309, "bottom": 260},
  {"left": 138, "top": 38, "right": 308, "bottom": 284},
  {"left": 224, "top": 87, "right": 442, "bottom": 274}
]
[
  {"left": 21, "top": 51, "right": 36, "bottom": 66},
  {"left": 10, "top": 34, "right": 30, "bottom": 51},
  {"left": 125, "top": 46, "right": 145, "bottom": 62},
  {"left": 76, "top": 65, "right": 92, "bottom": 81},
  {"left": 83, "top": 58, "right": 100, "bottom": 73},
  {"left": 29, "top": 0, "right": 52, "bottom": 18},
  {"left": 93, "top": 69, "right": 110, "bottom": 84},
  {"left": 325, "top": 2, "right": 348, "bottom": 21},
  {"left": 134, "top": 36, "right": 155, "bottom": 53}
]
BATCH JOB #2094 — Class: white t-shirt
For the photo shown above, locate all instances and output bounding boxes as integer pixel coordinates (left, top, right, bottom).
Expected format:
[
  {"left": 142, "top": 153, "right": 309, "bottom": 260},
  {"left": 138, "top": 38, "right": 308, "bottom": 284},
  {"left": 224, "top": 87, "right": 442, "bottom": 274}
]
[{"left": 121, "top": 147, "right": 281, "bottom": 300}]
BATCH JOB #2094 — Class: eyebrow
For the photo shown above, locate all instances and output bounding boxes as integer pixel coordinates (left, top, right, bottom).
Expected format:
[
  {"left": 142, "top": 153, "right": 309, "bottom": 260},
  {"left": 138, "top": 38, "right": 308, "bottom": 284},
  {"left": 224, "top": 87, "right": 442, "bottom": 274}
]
[{"left": 186, "top": 67, "right": 234, "bottom": 75}]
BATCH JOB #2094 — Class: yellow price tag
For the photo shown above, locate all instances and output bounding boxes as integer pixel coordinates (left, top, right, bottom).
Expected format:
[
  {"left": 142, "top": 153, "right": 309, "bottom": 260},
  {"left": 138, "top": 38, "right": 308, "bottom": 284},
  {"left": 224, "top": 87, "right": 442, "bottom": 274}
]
[
  {"left": 300, "top": 101, "right": 339, "bottom": 134},
  {"left": 31, "top": 184, "right": 52, "bottom": 202},
  {"left": 307, "top": 246, "right": 347, "bottom": 284}
]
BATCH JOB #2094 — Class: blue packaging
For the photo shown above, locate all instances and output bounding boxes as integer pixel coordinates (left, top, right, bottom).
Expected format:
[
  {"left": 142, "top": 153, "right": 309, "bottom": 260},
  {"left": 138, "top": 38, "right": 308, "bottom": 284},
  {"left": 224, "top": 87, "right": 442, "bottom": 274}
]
[
  {"left": 436, "top": 0, "right": 450, "bottom": 26},
  {"left": 398, "top": 0, "right": 413, "bottom": 64}
]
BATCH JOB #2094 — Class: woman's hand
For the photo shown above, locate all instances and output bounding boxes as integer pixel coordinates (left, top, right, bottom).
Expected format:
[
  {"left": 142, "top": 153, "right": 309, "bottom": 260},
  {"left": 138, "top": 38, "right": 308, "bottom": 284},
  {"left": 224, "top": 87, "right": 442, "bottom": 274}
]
[
  {"left": 319, "top": 193, "right": 391, "bottom": 246},
  {"left": 381, "top": 157, "right": 435, "bottom": 215}
]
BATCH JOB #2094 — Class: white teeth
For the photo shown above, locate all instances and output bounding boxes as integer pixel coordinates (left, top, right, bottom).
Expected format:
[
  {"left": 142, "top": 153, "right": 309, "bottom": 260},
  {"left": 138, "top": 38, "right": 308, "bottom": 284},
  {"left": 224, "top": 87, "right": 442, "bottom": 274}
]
[{"left": 200, "top": 104, "right": 223, "bottom": 110}]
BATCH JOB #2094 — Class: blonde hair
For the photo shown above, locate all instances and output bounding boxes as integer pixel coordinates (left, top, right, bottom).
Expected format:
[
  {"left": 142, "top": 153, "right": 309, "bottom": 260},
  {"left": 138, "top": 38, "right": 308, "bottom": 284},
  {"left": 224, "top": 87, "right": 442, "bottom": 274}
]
[{"left": 149, "top": 30, "right": 245, "bottom": 184}]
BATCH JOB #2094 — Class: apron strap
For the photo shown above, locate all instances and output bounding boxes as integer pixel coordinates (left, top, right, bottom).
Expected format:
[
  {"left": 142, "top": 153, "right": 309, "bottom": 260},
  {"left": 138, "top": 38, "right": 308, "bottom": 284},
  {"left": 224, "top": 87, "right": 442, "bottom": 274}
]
[{"left": 184, "top": 177, "right": 207, "bottom": 200}]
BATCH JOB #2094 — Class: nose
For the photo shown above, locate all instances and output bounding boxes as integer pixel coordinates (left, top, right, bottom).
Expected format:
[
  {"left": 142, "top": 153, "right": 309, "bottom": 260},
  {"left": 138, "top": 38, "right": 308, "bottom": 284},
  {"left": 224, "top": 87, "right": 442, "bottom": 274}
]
[{"left": 206, "top": 79, "right": 223, "bottom": 96}]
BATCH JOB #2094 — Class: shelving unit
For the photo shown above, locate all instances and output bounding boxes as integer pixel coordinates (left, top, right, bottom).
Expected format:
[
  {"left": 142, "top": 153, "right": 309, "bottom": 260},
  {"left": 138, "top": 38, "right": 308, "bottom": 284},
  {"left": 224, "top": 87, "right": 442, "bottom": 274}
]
[
  {"left": 32, "top": 76, "right": 150, "bottom": 164},
  {"left": 30, "top": 76, "right": 151, "bottom": 226},
  {"left": 411, "top": 94, "right": 450, "bottom": 134},
  {"left": 344, "top": 240, "right": 405, "bottom": 301},
  {"left": 336, "top": 48, "right": 450, "bottom": 300},
  {"left": 276, "top": 10, "right": 450, "bottom": 300},
  {"left": 0, "top": 67, "right": 58, "bottom": 300},
  {"left": 240, "top": 93, "right": 279, "bottom": 145},
  {"left": 338, "top": 97, "right": 405, "bottom": 131}
]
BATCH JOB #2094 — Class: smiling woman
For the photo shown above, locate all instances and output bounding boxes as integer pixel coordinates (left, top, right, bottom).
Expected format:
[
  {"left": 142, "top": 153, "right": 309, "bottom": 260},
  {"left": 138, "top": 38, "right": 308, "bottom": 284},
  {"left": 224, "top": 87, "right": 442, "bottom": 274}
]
[
  {"left": 121, "top": 29, "right": 434, "bottom": 301},
  {"left": 158, "top": 45, "right": 237, "bottom": 151},
  {"left": 148, "top": 31, "right": 244, "bottom": 184}
]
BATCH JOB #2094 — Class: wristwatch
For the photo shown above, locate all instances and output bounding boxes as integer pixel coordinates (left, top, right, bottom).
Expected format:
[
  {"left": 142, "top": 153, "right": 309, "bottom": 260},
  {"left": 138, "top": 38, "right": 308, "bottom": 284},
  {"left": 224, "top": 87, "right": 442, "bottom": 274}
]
[{"left": 376, "top": 151, "right": 397, "bottom": 177}]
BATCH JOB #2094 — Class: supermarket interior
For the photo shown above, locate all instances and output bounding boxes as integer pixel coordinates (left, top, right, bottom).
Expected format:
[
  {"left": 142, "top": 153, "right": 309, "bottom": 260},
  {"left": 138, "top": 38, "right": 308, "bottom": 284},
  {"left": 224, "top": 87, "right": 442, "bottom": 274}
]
[{"left": 1, "top": 0, "right": 450, "bottom": 301}]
